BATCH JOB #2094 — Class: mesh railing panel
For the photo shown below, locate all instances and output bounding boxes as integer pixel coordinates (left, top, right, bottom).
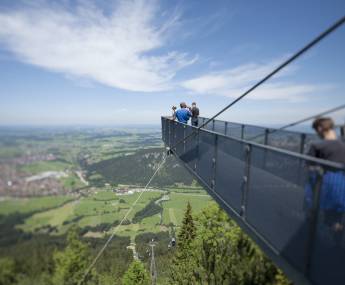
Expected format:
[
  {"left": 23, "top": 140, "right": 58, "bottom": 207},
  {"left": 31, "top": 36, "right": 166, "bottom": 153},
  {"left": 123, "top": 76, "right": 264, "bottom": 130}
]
[
  {"left": 226, "top": 122, "right": 243, "bottom": 139},
  {"left": 164, "top": 118, "right": 169, "bottom": 145},
  {"left": 198, "top": 117, "right": 319, "bottom": 154},
  {"left": 246, "top": 144, "right": 310, "bottom": 271},
  {"left": 203, "top": 121, "right": 214, "bottom": 131},
  {"left": 214, "top": 120, "right": 226, "bottom": 134},
  {"left": 196, "top": 129, "right": 215, "bottom": 188},
  {"left": 183, "top": 126, "right": 199, "bottom": 171},
  {"left": 266, "top": 130, "right": 303, "bottom": 153},
  {"left": 243, "top": 125, "right": 266, "bottom": 144},
  {"left": 175, "top": 123, "right": 185, "bottom": 155},
  {"left": 215, "top": 136, "right": 246, "bottom": 213},
  {"left": 304, "top": 134, "right": 319, "bottom": 153}
]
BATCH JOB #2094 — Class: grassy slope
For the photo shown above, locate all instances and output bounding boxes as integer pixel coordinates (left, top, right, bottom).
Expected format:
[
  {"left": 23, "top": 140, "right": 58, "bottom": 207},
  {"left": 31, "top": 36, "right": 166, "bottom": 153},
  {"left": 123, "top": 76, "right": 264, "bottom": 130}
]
[
  {"left": 0, "top": 196, "right": 74, "bottom": 215},
  {"left": 161, "top": 192, "right": 212, "bottom": 225}
]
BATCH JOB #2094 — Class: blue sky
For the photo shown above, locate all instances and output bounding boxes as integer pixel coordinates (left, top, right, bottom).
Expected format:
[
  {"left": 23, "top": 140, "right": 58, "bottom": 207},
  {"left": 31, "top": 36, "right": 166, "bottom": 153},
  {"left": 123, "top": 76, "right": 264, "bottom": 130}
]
[{"left": 0, "top": 0, "right": 344, "bottom": 126}]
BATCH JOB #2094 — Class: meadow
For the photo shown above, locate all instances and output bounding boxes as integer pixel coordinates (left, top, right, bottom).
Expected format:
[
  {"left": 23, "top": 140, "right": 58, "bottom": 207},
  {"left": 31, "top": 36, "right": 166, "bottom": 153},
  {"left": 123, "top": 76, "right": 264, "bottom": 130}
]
[
  {"left": 1, "top": 188, "right": 211, "bottom": 240},
  {"left": 0, "top": 195, "right": 74, "bottom": 215},
  {"left": 20, "top": 160, "right": 71, "bottom": 174}
]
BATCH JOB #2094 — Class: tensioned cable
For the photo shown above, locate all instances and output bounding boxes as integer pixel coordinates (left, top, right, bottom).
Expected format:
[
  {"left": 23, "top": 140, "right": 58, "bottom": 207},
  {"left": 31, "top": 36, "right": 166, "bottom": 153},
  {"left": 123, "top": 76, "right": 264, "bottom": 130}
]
[
  {"left": 248, "top": 103, "right": 345, "bottom": 141},
  {"left": 168, "top": 15, "right": 345, "bottom": 151},
  {"left": 78, "top": 153, "right": 168, "bottom": 285}
]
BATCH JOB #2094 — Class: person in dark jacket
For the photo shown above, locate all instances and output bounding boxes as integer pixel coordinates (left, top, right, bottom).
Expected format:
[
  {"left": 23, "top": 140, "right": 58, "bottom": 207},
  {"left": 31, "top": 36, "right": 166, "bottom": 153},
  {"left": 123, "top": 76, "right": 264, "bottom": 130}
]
[
  {"left": 191, "top": 102, "right": 199, "bottom": 127},
  {"left": 308, "top": 117, "right": 345, "bottom": 164},
  {"left": 305, "top": 117, "right": 345, "bottom": 243}
]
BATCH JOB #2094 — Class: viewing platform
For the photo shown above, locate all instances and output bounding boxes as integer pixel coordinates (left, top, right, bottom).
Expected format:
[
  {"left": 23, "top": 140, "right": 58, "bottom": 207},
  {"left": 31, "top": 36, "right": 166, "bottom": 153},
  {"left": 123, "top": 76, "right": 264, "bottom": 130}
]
[{"left": 161, "top": 116, "right": 345, "bottom": 285}]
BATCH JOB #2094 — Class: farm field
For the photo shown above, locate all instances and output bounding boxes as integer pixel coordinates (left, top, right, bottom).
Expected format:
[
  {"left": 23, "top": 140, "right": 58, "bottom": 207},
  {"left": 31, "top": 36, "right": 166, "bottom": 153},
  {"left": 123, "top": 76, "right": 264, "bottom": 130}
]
[
  {"left": 1, "top": 188, "right": 211, "bottom": 239},
  {"left": 0, "top": 195, "right": 75, "bottom": 215},
  {"left": 19, "top": 160, "right": 71, "bottom": 174}
]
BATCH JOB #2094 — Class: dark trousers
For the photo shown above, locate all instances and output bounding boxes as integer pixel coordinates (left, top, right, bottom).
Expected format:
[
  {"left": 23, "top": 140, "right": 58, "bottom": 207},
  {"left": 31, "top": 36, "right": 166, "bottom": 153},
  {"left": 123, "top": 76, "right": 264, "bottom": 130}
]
[{"left": 191, "top": 118, "right": 198, "bottom": 127}]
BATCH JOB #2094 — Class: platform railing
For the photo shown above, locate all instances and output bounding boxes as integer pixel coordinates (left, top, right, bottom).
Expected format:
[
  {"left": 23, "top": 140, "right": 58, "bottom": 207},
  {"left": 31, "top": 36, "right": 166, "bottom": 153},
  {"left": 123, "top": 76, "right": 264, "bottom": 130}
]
[
  {"left": 197, "top": 116, "right": 318, "bottom": 154},
  {"left": 161, "top": 116, "right": 345, "bottom": 285}
]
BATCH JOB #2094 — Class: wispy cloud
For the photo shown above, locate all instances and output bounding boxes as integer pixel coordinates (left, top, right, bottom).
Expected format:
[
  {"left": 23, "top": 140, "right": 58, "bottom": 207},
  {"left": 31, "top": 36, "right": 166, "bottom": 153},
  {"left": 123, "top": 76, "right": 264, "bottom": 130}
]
[
  {"left": 0, "top": 0, "right": 197, "bottom": 92},
  {"left": 181, "top": 58, "right": 332, "bottom": 101}
]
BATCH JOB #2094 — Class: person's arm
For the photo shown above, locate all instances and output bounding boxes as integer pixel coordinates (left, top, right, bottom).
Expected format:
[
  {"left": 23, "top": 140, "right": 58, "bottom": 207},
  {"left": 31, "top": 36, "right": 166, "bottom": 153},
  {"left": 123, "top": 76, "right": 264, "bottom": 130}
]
[
  {"left": 187, "top": 109, "right": 192, "bottom": 119},
  {"left": 172, "top": 107, "right": 177, "bottom": 120},
  {"left": 306, "top": 143, "right": 318, "bottom": 167},
  {"left": 307, "top": 143, "right": 316, "bottom": 157}
]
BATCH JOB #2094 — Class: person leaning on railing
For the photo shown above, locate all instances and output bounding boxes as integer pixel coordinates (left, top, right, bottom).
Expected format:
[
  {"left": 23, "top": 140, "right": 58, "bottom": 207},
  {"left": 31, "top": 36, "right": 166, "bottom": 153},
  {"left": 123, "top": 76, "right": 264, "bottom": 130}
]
[
  {"left": 172, "top": 102, "right": 192, "bottom": 124},
  {"left": 305, "top": 117, "right": 345, "bottom": 244}
]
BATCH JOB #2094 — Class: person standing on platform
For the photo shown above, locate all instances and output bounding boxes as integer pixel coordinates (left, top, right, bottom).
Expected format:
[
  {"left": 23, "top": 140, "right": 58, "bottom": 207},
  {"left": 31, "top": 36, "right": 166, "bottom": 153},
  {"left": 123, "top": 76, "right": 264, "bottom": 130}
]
[
  {"left": 173, "top": 102, "right": 192, "bottom": 124},
  {"left": 191, "top": 102, "right": 199, "bottom": 127}
]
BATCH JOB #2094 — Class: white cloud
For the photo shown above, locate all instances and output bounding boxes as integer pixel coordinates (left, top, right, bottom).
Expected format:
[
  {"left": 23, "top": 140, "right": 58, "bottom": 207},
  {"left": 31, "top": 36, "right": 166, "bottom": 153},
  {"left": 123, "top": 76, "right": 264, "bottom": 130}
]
[
  {"left": 181, "top": 59, "right": 332, "bottom": 101},
  {"left": 0, "top": 0, "right": 197, "bottom": 92}
]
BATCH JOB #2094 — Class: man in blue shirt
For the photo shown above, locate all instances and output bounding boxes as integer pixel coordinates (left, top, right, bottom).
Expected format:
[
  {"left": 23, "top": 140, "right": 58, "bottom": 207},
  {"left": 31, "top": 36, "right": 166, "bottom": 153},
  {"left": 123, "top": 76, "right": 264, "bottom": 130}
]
[{"left": 173, "top": 102, "right": 192, "bottom": 124}]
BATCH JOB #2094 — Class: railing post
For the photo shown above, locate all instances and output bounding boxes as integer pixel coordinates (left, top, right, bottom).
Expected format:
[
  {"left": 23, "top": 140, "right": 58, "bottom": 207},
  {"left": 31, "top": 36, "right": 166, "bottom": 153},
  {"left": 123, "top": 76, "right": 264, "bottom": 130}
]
[
  {"left": 212, "top": 119, "right": 215, "bottom": 131},
  {"left": 224, "top": 121, "right": 228, "bottom": 136},
  {"left": 300, "top": 133, "right": 306, "bottom": 154},
  {"left": 264, "top": 129, "right": 269, "bottom": 145},
  {"left": 304, "top": 166, "right": 324, "bottom": 275},
  {"left": 241, "top": 125, "right": 245, "bottom": 140},
  {"left": 211, "top": 134, "right": 218, "bottom": 190},
  {"left": 241, "top": 144, "right": 251, "bottom": 219}
]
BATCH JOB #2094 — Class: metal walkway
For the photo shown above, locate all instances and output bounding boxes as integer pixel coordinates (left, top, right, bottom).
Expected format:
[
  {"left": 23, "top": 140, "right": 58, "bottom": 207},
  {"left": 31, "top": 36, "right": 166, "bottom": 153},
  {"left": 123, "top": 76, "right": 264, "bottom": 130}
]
[{"left": 161, "top": 116, "right": 345, "bottom": 285}]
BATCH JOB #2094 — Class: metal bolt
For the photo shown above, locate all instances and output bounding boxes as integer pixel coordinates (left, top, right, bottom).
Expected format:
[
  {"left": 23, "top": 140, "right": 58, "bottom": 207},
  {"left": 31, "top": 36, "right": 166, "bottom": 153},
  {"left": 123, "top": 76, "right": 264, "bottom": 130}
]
[{"left": 241, "top": 206, "right": 246, "bottom": 217}]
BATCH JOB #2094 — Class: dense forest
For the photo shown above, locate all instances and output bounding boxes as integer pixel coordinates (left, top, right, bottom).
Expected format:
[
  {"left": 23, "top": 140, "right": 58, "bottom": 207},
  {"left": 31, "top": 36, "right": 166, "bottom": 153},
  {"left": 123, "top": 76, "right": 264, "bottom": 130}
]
[
  {"left": 86, "top": 148, "right": 194, "bottom": 187},
  {"left": 0, "top": 203, "right": 291, "bottom": 284}
]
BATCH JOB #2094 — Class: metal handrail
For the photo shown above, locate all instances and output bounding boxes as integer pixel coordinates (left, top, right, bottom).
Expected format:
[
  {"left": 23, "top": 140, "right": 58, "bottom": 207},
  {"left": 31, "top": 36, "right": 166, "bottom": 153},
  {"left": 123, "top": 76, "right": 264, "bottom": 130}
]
[
  {"left": 198, "top": 116, "right": 316, "bottom": 137},
  {"left": 163, "top": 117, "right": 344, "bottom": 171}
]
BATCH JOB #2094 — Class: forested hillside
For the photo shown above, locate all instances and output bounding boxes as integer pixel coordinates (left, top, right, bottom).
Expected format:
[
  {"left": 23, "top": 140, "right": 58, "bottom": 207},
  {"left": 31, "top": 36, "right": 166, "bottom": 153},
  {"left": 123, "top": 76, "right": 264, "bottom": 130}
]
[{"left": 86, "top": 148, "right": 194, "bottom": 187}]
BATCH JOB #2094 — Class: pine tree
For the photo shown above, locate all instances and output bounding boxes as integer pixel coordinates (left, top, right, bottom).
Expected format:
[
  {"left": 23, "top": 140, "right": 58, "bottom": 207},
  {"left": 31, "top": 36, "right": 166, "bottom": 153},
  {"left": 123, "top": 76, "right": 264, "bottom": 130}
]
[
  {"left": 192, "top": 203, "right": 290, "bottom": 285},
  {"left": 177, "top": 202, "right": 196, "bottom": 247},
  {"left": 193, "top": 203, "right": 246, "bottom": 284},
  {"left": 169, "top": 202, "right": 198, "bottom": 285},
  {"left": 52, "top": 227, "right": 97, "bottom": 285},
  {"left": 122, "top": 260, "right": 150, "bottom": 285}
]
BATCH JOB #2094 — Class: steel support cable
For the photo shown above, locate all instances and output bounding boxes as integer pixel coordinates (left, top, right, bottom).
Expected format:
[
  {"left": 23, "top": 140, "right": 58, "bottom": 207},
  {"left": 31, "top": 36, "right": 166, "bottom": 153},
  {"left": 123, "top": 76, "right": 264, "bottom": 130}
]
[
  {"left": 78, "top": 153, "right": 168, "bottom": 285},
  {"left": 248, "top": 103, "right": 345, "bottom": 141},
  {"left": 168, "top": 15, "right": 345, "bottom": 152}
]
